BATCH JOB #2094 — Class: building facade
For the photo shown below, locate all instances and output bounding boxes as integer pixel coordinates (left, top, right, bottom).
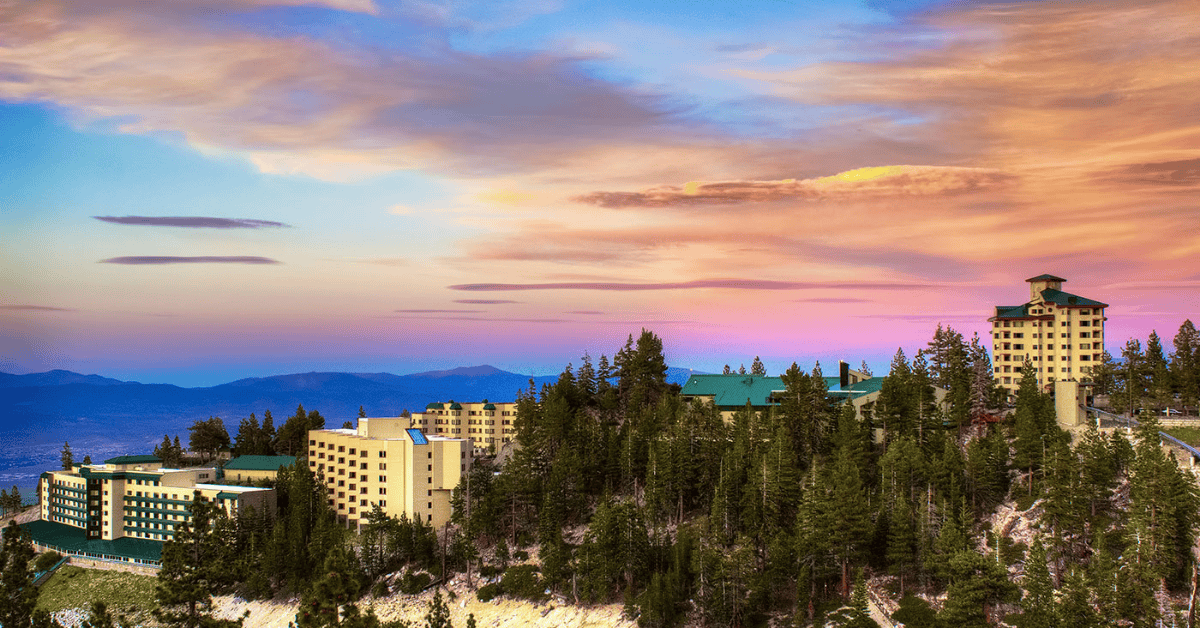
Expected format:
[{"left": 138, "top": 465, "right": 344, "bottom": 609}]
[
  {"left": 308, "top": 417, "right": 470, "bottom": 530},
  {"left": 410, "top": 400, "right": 519, "bottom": 454},
  {"left": 39, "top": 455, "right": 275, "bottom": 544},
  {"left": 989, "top": 274, "right": 1108, "bottom": 397}
]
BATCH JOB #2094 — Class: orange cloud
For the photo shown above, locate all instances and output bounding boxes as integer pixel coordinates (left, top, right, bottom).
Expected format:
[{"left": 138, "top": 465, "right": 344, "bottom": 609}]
[{"left": 573, "top": 165, "right": 1013, "bottom": 208}]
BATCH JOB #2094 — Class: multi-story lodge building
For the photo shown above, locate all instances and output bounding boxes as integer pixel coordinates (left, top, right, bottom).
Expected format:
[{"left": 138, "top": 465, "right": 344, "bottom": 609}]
[
  {"left": 410, "top": 400, "right": 519, "bottom": 454},
  {"left": 989, "top": 274, "right": 1108, "bottom": 397},
  {"left": 308, "top": 417, "right": 469, "bottom": 530},
  {"left": 37, "top": 455, "right": 274, "bottom": 555}
]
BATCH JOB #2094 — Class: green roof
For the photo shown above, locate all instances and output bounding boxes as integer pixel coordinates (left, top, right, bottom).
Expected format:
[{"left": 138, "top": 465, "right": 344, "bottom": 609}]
[
  {"left": 103, "top": 455, "right": 161, "bottom": 465},
  {"left": 483, "top": 403, "right": 496, "bottom": 410},
  {"left": 1038, "top": 288, "right": 1107, "bottom": 308},
  {"left": 224, "top": 455, "right": 297, "bottom": 471},
  {"left": 426, "top": 403, "right": 445, "bottom": 410},
  {"left": 992, "top": 304, "right": 1032, "bottom": 319},
  {"left": 449, "top": 402, "right": 462, "bottom": 410},
  {"left": 215, "top": 491, "right": 242, "bottom": 500},
  {"left": 680, "top": 374, "right": 882, "bottom": 408},
  {"left": 19, "top": 519, "right": 162, "bottom": 563},
  {"left": 1026, "top": 274, "right": 1067, "bottom": 282}
]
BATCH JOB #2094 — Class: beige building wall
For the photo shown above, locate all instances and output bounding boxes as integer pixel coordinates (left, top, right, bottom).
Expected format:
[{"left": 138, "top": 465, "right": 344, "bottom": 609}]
[
  {"left": 990, "top": 276, "right": 1107, "bottom": 398},
  {"left": 410, "top": 401, "right": 519, "bottom": 454},
  {"left": 40, "top": 461, "right": 271, "bottom": 542},
  {"left": 309, "top": 418, "right": 470, "bottom": 530}
]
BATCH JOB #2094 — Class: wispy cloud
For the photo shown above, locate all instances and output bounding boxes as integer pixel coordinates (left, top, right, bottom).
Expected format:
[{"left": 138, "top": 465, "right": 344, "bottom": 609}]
[
  {"left": 452, "top": 299, "right": 521, "bottom": 304},
  {"left": 450, "top": 279, "right": 933, "bottom": 292},
  {"left": 94, "top": 216, "right": 290, "bottom": 228},
  {"left": 394, "top": 309, "right": 485, "bottom": 313},
  {"left": 566, "top": 310, "right": 605, "bottom": 315},
  {"left": 99, "top": 256, "right": 281, "bottom": 264},
  {"left": 574, "top": 166, "right": 1013, "bottom": 208},
  {"left": 0, "top": 305, "right": 76, "bottom": 312},
  {"left": 791, "top": 297, "right": 873, "bottom": 303},
  {"left": 387, "top": 315, "right": 571, "bottom": 323}
]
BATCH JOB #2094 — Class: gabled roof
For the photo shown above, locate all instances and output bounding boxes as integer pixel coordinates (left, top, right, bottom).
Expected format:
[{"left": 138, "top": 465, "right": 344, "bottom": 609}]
[
  {"left": 449, "top": 402, "right": 462, "bottom": 410},
  {"left": 1038, "top": 288, "right": 1108, "bottom": 308},
  {"left": 426, "top": 403, "right": 445, "bottom": 410},
  {"left": 104, "top": 455, "right": 161, "bottom": 465},
  {"left": 483, "top": 403, "right": 496, "bottom": 410},
  {"left": 1026, "top": 274, "right": 1067, "bottom": 282},
  {"left": 224, "top": 455, "right": 297, "bottom": 471}
]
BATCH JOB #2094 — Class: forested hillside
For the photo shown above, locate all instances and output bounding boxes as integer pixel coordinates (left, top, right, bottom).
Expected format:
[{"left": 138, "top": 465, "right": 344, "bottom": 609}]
[{"left": 5, "top": 322, "right": 1200, "bottom": 628}]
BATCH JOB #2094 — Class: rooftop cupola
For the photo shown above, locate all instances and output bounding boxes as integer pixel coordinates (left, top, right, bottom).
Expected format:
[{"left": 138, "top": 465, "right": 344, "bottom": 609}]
[{"left": 1026, "top": 273, "right": 1066, "bottom": 300}]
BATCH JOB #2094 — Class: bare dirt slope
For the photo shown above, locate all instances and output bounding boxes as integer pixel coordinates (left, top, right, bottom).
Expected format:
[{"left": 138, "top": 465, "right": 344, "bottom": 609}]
[{"left": 213, "top": 580, "right": 635, "bottom": 628}]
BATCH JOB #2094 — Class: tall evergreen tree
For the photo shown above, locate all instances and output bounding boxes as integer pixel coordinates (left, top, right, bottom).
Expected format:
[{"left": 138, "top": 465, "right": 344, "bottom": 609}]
[
  {"left": 1145, "top": 331, "right": 1171, "bottom": 410},
  {"left": 1020, "top": 537, "right": 1055, "bottom": 628},
  {"left": 828, "top": 447, "right": 871, "bottom": 598},
  {"left": 61, "top": 441, "right": 73, "bottom": 470},
  {"left": 154, "top": 491, "right": 231, "bottom": 627},
  {"left": 0, "top": 520, "right": 39, "bottom": 628},
  {"left": 1171, "top": 320, "right": 1200, "bottom": 409}
]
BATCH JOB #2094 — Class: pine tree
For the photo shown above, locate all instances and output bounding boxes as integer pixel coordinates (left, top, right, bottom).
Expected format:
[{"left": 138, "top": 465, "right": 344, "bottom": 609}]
[
  {"left": 1056, "top": 568, "right": 1100, "bottom": 628},
  {"left": 859, "top": 361, "right": 873, "bottom": 377},
  {"left": 722, "top": 365, "right": 732, "bottom": 375},
  {"left": 61, "top": 441, "right": 73, "bottom": 470},
  {"left": 1020, "top": 537, "right": 1055, "bottom": 628},
  {"left": 751, "top": 356, "right": 766, "bottom": 376},
  {"left": 0, "top": 520, "right": 39, "bottom": 627},
  {"left": 154, "top": 491, "right": 230, "bottom": 627},
  {"left": 1119, "top": 339, "right": 1147, "bottom": 417},
  {"left": 937, "top": 550, "right": 1018, "bottom": 628},
  {"left": 295, "top": 547, "right": 366, "bottom": 627},
  {"left": 1145, "top": 331, "right": 1171, "bottom": 410},
  {"left": 828, "top": 446, "right": 871, "bottom": 598},
  {"left": 1172, "top": 320, "right": 1200, "bottom": 410}
]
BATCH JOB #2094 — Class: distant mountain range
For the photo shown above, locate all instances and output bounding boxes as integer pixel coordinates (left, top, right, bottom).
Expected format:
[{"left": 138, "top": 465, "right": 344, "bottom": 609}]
[
  {"left": 0, "top": 365, "right": 701, "bottom": 441},
  {"left": 0, "top": 364, "right": 701, "bottom": 504}
]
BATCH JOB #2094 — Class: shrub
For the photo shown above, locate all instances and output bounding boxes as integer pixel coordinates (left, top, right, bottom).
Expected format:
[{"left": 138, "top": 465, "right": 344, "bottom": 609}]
[
  {"left": 479, "top": 565, "right": 501, "bottom": 579},
  {"left": 500, "top": 565, "right": 545, "bottom": 602},
  {"left": 34, "top": 551, "right": 63, "bottom": 573},
  {"left": 372, "top": 580, "right": 390, "bottom": 598},
  {"left": 892, "top": 595, "right": 938, "bottom": 628},
  {"left": 477, "top": 583, "right": 502, "bottom": 603},
  {"left": 398, "top": 570, "right": 433, "bottom": 595},
  {"left": 513, "top": 550, "right": 530, "bottom": 561}
]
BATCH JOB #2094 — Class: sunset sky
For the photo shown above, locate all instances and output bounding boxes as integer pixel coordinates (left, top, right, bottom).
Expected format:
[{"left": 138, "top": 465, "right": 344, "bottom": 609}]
[{"left": 2, "top": 0, "right": 1198, "bottom": 386}]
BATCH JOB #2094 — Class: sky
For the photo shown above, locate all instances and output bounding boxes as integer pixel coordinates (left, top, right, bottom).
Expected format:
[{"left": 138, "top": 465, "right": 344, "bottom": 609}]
[{"left": 1, "top": 0, "right": 1198, "bottom": 386}]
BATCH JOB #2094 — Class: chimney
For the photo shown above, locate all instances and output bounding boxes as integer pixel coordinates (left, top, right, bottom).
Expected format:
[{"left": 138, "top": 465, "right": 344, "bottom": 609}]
[{"left": 839, "top": 361, "right": 849, "bottom": 390}]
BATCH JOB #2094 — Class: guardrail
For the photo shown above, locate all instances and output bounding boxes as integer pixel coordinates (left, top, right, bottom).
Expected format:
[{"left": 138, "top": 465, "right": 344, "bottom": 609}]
[{"left": 1085, "top": 407, "right": 1200, "bottom": 464}]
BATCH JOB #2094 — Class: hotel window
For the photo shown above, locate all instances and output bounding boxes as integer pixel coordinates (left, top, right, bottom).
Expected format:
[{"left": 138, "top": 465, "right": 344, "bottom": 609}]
[
  {"left": 349, "top": 448, "right": 356, "bottom": 455},
  {"left": 378, "top": 451, "right": 386, "bottom": 458},
  {"left": 338, "top": 446, "right": 345, "bottom": 452},
  {"left": 361, "top": 450, "right": 369, "bottom": 457},
  {"left": 360, "top": 463, "right": 367, "bottom": 470},
  {"left": 361, "top": 487, "right": 368, "bottom": 494},
  {"left": 379, "top": 500, "right": 386, "bottom": 507},
  {"left": 379, "top": 475, "right": 386, "bottom": 482},
  {"left": 379, "top": 463, "right": 386, "bottom": 470},
  {"left": 379, "top": 487, "right": 386, "bottom": 494},
  {"left": 311, "top": 439, "right": 317, "bottom": 445}
]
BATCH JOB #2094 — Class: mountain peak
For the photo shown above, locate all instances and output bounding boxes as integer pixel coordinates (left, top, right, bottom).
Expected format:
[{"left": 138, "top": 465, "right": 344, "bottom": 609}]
[{"left": 409, "top": 365, "right": 509, "bottom": 378}]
